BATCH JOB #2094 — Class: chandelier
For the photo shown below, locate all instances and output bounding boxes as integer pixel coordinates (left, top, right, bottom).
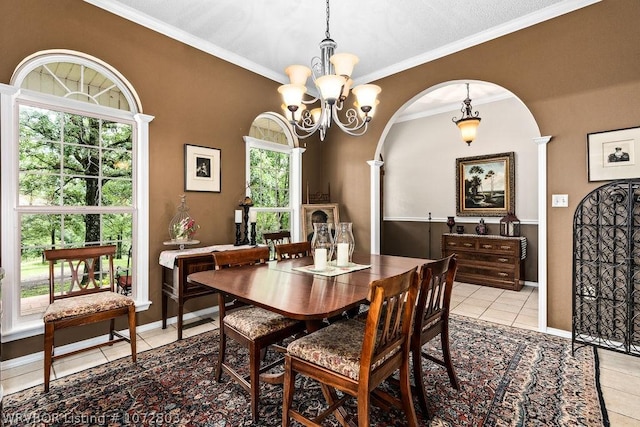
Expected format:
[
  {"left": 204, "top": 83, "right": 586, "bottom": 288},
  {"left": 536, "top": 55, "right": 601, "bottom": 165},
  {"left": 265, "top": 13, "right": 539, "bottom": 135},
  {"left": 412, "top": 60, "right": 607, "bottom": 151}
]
[
  {"left": 452, "top": 83, "right": 482, "bottom": 146},
  {"left": 277, "top": 0, "right": 381, "bottom": 141}
]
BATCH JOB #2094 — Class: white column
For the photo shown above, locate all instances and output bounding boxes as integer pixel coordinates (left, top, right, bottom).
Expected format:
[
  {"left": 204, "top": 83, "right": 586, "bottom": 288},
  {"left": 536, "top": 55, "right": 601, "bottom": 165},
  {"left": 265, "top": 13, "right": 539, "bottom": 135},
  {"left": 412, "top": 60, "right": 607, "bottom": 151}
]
[
  {"left": 534, "top": 136, "right": 551, "bottom": 332},
  {"left": 290, "top": 147, "right": 306, "bottom": 242},
  {"left": 368, "top": 160, "right": 384, "bottom": 254},
  {"left": 133, "top": 113, "right": 155, "bottom": 311}
]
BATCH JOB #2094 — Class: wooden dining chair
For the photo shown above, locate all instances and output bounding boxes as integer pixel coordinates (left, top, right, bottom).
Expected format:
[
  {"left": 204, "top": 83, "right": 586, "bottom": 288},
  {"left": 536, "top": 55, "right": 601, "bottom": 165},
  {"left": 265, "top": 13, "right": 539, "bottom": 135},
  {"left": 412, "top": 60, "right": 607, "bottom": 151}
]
[
  {"left": 412, "top": 254, "right": 460, "bottom": 416},
  {"left": 263, "top": 229, "right": 290, "bottom": 259},
  {"left": 115, "top": 245, "right": 133, "bottom": 295},
  {"left": 212, "top": 246, "right": 306, "bottom": 422},
  {"left": 42, "top": 245, "right": 136, "bottom": 392},
  {"left": 282, "top": 267, "right": 420, "bottom": 427},
  {"left": 275, "top": 241, "right": 311, "bottom": 260}
]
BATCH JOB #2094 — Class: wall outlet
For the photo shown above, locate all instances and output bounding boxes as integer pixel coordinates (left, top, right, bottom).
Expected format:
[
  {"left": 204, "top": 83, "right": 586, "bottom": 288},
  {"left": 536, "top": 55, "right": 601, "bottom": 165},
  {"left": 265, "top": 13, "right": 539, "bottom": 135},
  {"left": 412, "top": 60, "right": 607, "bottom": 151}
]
[{"left": 552, "top": 194, "right": 569, "bottom": 207}]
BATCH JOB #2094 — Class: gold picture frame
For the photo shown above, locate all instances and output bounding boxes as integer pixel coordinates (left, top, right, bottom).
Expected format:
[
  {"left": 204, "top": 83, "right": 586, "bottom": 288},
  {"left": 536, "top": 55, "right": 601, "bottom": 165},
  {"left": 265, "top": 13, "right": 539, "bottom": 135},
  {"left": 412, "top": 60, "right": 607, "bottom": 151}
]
[
  {"left": 301, "top": 203, "right": 340, "bottom": 241},
  {"left": 456, "top": 152, "right": 515, "bottom": 217}
]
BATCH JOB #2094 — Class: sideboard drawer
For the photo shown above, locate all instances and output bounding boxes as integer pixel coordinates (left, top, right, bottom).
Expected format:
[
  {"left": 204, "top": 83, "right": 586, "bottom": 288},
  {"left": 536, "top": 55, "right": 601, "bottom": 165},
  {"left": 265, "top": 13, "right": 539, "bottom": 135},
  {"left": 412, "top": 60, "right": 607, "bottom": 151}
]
[{"left": 442, "top": 233, "right": 526, "bottom": 291}]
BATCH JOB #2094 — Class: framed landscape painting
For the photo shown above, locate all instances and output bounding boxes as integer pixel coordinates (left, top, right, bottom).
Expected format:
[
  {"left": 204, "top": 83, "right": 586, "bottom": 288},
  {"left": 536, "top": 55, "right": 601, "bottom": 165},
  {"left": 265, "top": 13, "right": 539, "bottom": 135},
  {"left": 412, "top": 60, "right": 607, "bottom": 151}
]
[{"left": 456, "top": 152, "right": 515, "bottom": 217}]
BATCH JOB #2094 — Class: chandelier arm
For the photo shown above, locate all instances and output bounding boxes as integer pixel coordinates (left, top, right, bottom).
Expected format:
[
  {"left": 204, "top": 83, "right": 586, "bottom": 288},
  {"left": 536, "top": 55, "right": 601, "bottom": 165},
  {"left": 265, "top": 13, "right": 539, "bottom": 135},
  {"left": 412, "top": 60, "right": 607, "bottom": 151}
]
[{"left": 331, "top": 106, "right": 370, "bottom": 135}]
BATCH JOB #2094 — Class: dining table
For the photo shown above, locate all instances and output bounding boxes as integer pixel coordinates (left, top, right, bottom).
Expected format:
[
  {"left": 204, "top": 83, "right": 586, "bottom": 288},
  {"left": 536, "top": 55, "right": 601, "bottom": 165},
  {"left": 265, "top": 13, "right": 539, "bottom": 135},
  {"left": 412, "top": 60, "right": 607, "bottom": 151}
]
[
  {"left": 186, "top": 252, "right": 429, "bottom": 331},
  {"left": 187, "top": 252, "right": 428, "bottom": 425}
]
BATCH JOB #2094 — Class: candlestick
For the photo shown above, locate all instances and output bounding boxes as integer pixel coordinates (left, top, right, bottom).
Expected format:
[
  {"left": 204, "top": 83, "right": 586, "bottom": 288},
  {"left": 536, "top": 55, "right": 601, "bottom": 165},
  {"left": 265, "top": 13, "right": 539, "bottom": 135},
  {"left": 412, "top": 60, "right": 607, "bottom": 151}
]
[
  {"left": 250, "top": 222, "right": 257, "bottom": 246},
  {"left": 234, "top": 223, "right": 242, "bottom": 246},
  {"left": 241, "top": 204, "right": 250, "bottom": 245},
  {"left": 234, "top": 210, "right": 242, "bottom": 224},
  {"left": 249, "top": 209, "right": 257, "bottom": 223}
]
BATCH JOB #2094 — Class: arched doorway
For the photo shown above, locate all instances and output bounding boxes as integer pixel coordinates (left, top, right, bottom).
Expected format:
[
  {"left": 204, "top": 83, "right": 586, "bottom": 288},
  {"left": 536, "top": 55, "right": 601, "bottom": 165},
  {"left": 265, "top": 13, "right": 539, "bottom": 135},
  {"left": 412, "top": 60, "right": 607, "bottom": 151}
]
[{"left": 369, "top": 80, "right": 549, "bottom": 331}]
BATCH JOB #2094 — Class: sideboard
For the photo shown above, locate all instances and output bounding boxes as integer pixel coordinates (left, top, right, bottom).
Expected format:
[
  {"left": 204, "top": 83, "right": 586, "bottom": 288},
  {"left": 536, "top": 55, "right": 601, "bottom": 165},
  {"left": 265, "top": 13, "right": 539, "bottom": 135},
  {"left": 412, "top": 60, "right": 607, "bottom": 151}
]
[
  {"left": 160, "top": 244, "right": 258, "bottom": 340},
  {"left": 442, "top": 233, "right": 526, "bottom": 291}
]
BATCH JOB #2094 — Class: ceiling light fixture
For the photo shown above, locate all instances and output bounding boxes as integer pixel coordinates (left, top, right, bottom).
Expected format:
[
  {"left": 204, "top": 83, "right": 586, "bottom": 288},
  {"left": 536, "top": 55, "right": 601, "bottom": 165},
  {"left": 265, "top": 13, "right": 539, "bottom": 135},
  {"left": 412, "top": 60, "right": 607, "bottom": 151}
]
[
  {"left": 278, "top": 0, "right": 381, "bottom": 141},
  {"left": 453, "top": 83, "right": 481, "bottom": 146}
]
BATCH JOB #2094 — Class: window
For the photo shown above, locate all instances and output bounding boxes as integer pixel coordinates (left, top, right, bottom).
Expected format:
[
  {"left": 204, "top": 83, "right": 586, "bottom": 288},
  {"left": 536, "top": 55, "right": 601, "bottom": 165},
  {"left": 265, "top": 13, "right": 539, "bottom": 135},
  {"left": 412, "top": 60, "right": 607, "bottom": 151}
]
[
  {"left": 245, "top": 113, "right": 304, "bottom": 243},
  {"left": 1, "top": 51, "right": 153, "bottom": 341}
]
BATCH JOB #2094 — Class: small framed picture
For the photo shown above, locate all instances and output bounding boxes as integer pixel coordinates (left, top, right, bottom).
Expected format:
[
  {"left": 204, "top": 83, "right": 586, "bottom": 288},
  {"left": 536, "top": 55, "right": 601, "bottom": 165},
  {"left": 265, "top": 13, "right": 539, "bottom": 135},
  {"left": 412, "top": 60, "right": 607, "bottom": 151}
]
[
  {"left": 184, "top": 144, "right": 221, "bottom": 192},
  {"left": 587, "top": 126, "right": 640, "bottom": 182},
  {"left": 301, "top": 203, "right": 340, "bottom": 241}
]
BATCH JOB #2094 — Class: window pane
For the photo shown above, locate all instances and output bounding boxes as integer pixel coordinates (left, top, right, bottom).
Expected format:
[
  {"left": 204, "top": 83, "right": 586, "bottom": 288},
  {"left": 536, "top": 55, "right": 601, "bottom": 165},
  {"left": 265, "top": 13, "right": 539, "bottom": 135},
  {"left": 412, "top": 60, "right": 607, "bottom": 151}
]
[
  {"left": 102, "top": 179, "right": 132, "bottom": 206},
  {"left": 63, "top": 113, "right": 100, "bottom": 146},
  {"left": 62, "top": 177, "right": 100, "bottom": 206},
  {"left": 19, "top": 173, "right": 61, "bottom": 206}
]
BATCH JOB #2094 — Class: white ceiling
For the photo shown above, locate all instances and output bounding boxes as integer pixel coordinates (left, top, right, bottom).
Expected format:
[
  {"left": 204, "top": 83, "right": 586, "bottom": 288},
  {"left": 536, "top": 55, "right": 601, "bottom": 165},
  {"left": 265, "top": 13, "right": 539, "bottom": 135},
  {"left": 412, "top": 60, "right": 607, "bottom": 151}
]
[{"left": 85, "top": 0, "right": 599, "bottom": 118}]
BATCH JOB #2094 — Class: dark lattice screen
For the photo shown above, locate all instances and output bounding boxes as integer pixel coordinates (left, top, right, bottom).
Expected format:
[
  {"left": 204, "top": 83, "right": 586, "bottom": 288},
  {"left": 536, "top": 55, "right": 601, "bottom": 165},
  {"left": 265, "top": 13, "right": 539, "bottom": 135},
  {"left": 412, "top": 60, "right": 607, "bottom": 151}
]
[{"left": 573, "top": 179, "right": 640, "bottom": 356}]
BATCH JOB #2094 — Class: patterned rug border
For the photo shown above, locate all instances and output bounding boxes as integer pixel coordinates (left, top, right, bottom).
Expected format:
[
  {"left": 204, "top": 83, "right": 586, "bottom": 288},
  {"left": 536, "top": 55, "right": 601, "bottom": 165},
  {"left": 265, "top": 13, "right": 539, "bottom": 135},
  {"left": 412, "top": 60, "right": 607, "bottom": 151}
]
[{"left": 3, "top": 314, "right": 610, "bottom": 426}]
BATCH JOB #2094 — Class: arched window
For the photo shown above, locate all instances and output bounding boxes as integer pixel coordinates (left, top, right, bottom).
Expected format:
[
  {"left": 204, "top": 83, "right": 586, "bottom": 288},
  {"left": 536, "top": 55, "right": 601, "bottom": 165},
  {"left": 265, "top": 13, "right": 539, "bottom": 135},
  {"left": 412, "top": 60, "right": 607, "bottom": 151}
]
[
  {"left": 244, "top": 112, "right": 304, "bottom": 242},
  {"left": 1, "top": 50, "right": 153, "bottom": 341}
]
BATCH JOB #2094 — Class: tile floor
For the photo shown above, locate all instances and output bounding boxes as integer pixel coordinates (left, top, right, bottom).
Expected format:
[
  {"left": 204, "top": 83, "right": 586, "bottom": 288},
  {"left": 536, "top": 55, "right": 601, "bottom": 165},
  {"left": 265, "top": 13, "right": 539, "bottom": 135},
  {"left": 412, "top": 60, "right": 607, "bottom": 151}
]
[{"left": 2, "top": 283, "right": 639, "bottom": 425}]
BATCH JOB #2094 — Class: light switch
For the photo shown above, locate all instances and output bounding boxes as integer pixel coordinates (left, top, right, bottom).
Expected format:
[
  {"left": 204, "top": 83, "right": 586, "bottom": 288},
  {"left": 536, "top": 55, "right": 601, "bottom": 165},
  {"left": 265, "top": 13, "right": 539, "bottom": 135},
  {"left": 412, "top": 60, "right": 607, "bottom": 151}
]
[{"left": 552, "top": 194, "right": 569, "bottom": 207}]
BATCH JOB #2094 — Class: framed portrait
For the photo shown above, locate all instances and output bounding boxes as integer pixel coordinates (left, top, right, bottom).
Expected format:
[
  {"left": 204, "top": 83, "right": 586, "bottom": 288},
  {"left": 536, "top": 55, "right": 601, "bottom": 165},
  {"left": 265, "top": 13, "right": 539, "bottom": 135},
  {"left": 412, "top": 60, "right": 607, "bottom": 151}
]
[
  {"left": 587, "top": 126, "right": 640, "bottom": 182},
  {"left": 301, "top": 203, "right": 340, "bottom": 241},
  {"left": 184, "top": 144, "right": 221, "bottom": 192},
  {"left": 456, "top": 152, "right": 515, "bottom": 217}
]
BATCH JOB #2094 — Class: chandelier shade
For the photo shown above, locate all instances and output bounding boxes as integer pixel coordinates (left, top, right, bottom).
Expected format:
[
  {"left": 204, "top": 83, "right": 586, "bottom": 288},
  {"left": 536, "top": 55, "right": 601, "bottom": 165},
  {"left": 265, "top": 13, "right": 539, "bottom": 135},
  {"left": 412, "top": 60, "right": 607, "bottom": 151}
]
[
  {"left": 278, "top": 0, "right": 381, "bottom": 141},
  {"left": 453, "top": 83, "right": 482, "bottom": 146}
]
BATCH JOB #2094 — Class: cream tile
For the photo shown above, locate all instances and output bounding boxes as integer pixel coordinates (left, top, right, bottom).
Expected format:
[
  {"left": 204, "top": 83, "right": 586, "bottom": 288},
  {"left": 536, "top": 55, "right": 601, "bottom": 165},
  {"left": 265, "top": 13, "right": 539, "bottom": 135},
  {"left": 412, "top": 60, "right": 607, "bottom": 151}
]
[
  {"left": 513, "top": 313, "right": 538, "bottom": 327},
  {"left": 469, "top": 287, "right": 504, "bottom": 302},
  {"left": 52, "top": 351, "right": 109, "bottom": 379},
  {"left": 600, "top": 367, "right": 640, "bottom": 396},
  {"left": 459, "top": 298, "right": 493, "bottom": 309},
  {"left": 601, "top": 385, "right": 640, "bottom": 420},
  {"left": 599, "top": 350, "right": 640, "bottom": 377},
  {"left": 450, "top": 302, "right": 486, "bottom": 318},
  {"left": 479, "top": 308, "right": 518, "bottom": 324},
  {"left": 1, "top": 359, "right": 41, "bottom": 380},
  {"left": 496, "top": 291, "right": 529, "bottom": 302},
  {"left": 141, "top": 332, "right": 177, "bottom": 349},
  {"left": 138, "top": 324, "right": 176, "bottom": 340},
  {"left": 100, "top": 340, "right": 139, "bottom": 362},
  {"left": 488, "top": 301, "right": 522, "bottom": 314},
  {"left": 452, "top": 282, "right": 481, "bottom": 297},
  {"left": 607, "top": 411, "right": 640, "bottom": 426},
  {"left": 511, "top": 322, "right": 539, "bottom": 332},
  {"left": 182, "top": 320, "right": 217, "bottom": 338},
  {"left": 2, "top": 369, "right": 43, "bottom": 395},
  {"left": 519, "top": 307, "right": 538, "bottom": 318}
]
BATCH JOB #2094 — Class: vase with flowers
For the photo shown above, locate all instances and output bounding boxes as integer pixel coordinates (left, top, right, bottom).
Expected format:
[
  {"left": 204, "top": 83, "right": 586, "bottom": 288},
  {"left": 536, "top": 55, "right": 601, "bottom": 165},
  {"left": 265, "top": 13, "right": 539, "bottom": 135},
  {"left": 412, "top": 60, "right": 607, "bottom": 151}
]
[{"left": 169, "top": 195, "right": 199, "bottom": 242}]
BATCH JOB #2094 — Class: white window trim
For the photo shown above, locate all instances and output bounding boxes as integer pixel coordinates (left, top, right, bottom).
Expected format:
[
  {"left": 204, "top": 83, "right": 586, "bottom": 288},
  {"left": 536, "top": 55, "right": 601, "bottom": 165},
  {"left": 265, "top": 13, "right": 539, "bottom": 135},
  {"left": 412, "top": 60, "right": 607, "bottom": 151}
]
[
  {"left": 0, "top": 53, "right": 153, "bottom": 342},
  {"left": 244, "top": 116, "right": 304, "bottom": 242}
]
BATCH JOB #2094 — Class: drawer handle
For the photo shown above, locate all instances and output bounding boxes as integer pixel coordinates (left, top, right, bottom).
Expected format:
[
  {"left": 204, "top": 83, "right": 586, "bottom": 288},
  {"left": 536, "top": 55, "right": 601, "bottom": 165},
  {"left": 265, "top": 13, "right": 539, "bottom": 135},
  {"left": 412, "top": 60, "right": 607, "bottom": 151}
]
[
  {"left": 498, "top": 272, "right": 509, "bottom": 277},
  {"left": 482, "top": 244, "right": 492, "bottom": 249},
  {"left": 498, "top": 258, "right": 509, "bottom": 263},
  {"left": 500, "top": 245, "right": 512, "bottom": 250},
  {"left": 463, "top": 243, "right": 473, "bottom": 247},
  {"left": 447, "top": 242, "right": 457, "bottom": 246}
]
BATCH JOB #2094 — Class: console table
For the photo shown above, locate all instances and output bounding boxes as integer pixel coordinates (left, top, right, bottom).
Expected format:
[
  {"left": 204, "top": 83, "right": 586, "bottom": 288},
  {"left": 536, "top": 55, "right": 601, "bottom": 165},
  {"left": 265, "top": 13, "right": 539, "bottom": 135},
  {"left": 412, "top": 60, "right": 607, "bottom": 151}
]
[
  {"left": 160, "top": 244, "right": 254, "bottom": 340},
  {"left": 442, "top": 233, "right": 526, "bottom": 291}
]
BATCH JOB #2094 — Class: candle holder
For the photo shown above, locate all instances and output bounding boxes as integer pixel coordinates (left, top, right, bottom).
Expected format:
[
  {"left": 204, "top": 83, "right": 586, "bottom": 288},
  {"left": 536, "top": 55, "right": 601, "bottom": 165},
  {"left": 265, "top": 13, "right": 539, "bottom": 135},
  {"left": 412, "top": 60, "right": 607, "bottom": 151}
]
[
  {"left": 250, "top": 222, "right": 257, "bottom": 246},
  {"left": 234, "top": 223, "right": 242, "bottom": 246},
  {"left": 239, "top": 196, "right": 253, "bottom": 245}
]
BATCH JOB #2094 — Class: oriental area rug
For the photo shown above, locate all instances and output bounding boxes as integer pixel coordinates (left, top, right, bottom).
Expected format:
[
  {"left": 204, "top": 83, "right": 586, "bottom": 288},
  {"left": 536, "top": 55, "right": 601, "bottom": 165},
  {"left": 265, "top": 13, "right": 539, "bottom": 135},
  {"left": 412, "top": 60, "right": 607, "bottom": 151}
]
[{"left": 3, "top": 315, "right": 609, "bottom": 426}]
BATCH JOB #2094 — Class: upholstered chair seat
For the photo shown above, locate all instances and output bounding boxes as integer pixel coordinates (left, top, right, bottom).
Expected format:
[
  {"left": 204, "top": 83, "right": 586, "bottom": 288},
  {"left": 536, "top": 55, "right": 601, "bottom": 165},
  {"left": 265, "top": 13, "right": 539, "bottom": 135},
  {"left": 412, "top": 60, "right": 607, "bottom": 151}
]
[
  {"left": 43, "top": 292, "right": 134, "bottom": 322},
  {"left": 224, "top": 306, "right": 301, "bottom": 340}
]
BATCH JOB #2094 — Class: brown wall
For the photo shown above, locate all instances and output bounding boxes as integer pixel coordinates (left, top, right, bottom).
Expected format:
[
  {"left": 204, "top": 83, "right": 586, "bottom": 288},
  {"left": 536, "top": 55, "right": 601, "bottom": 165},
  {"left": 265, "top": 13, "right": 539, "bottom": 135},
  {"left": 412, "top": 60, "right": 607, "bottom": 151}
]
[
  {"left": 0, "top": 1, "right": 323, "bottom": 359},
  {"left": 322, "top": 0, "right": 640, "bottom": 332},
  {"left": 2, "top": 0, "right": 640, "bottom": 358}
]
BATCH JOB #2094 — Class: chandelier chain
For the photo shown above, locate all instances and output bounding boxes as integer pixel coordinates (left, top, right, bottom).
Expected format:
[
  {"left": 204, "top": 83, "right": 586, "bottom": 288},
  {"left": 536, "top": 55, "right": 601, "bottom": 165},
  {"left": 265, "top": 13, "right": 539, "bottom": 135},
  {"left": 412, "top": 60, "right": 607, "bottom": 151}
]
[{"left": 325, "top": 0, "right": 331, "bottom": 39}]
